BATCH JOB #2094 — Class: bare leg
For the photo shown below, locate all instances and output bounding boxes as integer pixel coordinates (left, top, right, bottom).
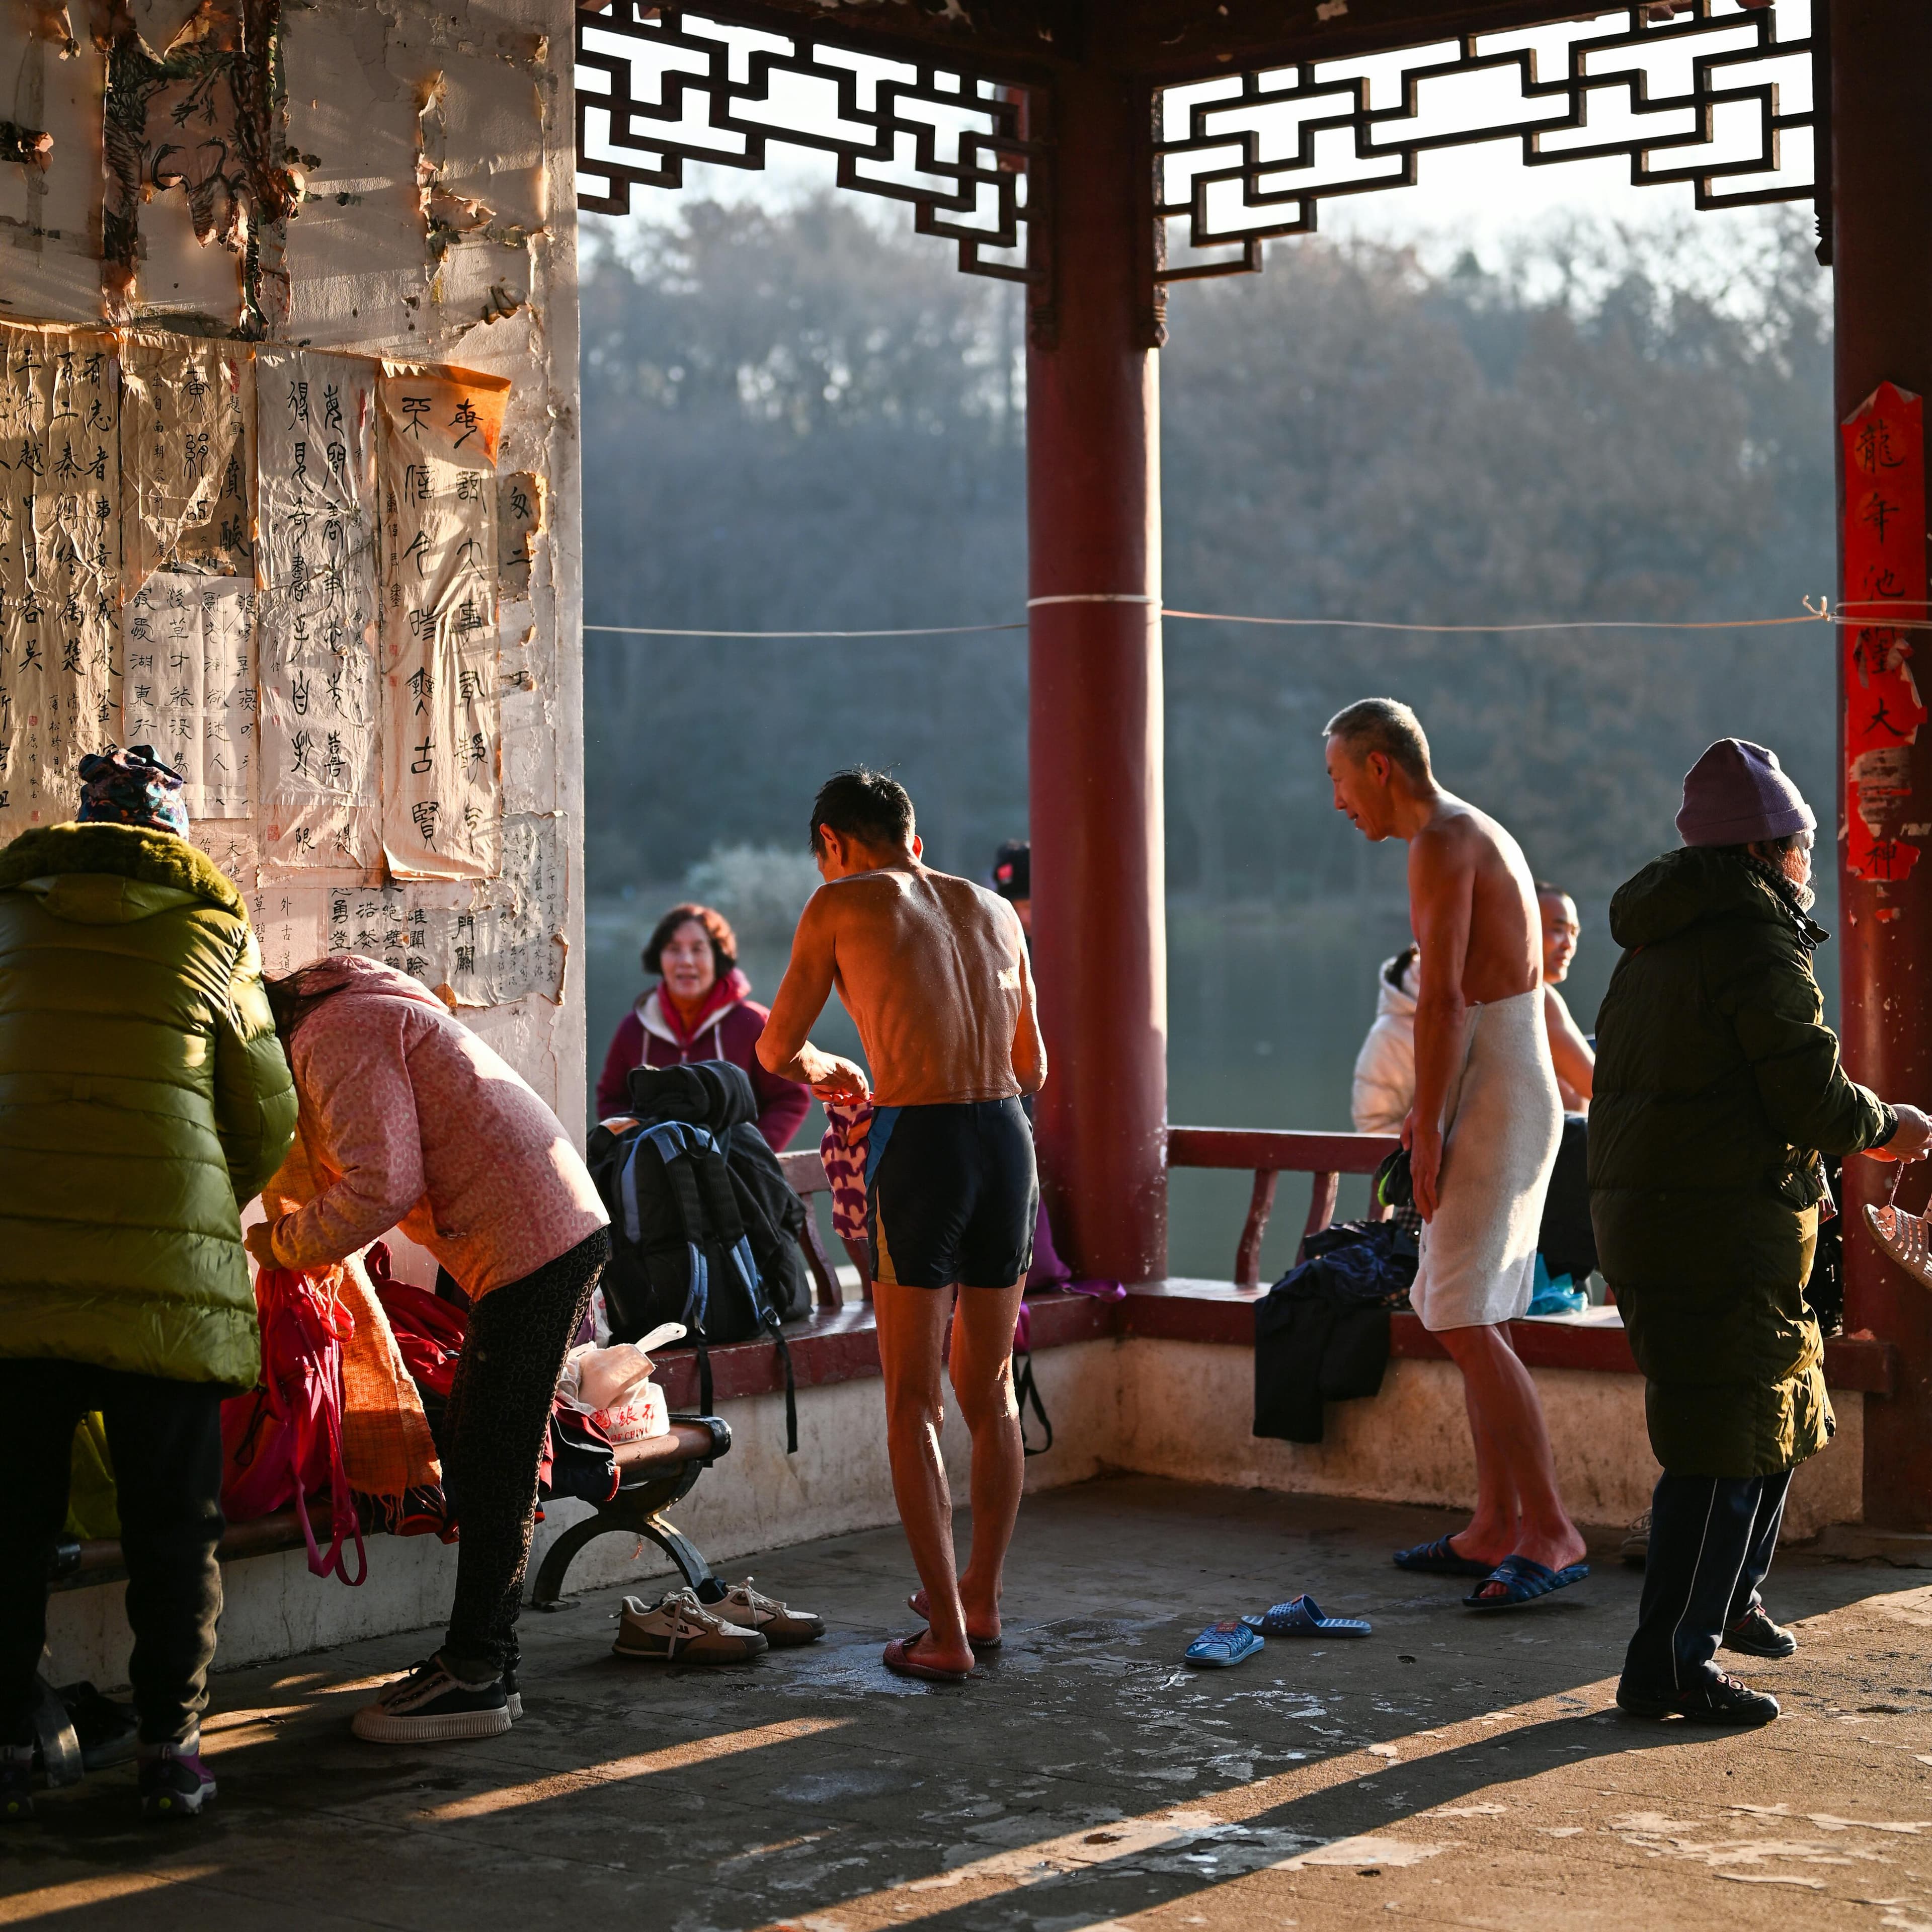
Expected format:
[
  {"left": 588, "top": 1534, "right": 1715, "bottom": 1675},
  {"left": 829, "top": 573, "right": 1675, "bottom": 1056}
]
[
  {"left": 1438, "top": 1368, "right": 1521, "bottom": 1567},
  {"left": 946, "top": 1278, "right": 1027, "bottom": 1642},
  {"left": 1437, "top": 1322, "right": 1585, "bottom": 1584},
  {"left": 873, "top": 1280, "right": 974, "bottom": 1673}
]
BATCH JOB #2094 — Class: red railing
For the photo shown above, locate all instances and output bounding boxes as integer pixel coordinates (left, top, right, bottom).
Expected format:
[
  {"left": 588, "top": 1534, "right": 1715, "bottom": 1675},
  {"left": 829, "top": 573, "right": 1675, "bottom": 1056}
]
[{"left": 1166, "top": 1126, "right": 1399, "bottom": 1285}]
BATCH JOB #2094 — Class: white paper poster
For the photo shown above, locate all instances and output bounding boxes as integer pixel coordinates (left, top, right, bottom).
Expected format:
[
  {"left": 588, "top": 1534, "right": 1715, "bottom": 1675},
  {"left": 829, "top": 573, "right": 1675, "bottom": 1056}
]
[
  {"left": 121, "top": 573, "right": 257, "bottom": 820},
  {"left": 377, "top": 362, "right": 508, "bottom": 881},
  {"left": 120, "top": 331, "right": 255, "bottom": 584},
  {"left": 256, "top": 349, "right": 382, "bottom": 877},
  {"left": 0, "top": 323, "right": 122, "bottom": 840}
]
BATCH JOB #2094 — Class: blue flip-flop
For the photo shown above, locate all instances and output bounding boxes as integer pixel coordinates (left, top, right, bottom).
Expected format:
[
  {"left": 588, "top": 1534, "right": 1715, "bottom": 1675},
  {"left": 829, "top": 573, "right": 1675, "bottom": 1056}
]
[
  {"left": 1240, "top": 1594, "right": 1371, "bottom": 1639},
  {"left": 1393, "top": 1535, "right": 1496, "bottom": 1579},
  {"left": 1464, "top": 1554, "right": 1590, "bottom": 1612},
  {"left": 1185, "top": 1619, "right": 1264, "bottom": 1667}
]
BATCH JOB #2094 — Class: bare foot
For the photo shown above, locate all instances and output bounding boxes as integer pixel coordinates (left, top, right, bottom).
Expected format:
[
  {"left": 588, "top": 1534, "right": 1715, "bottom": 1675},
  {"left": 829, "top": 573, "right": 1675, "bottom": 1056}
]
[
  {"left": 1445, "top": 1526, "right": 1516, "bottom": 1568},
  {"left": 1468, "top": 1525, "right": 1588, "bottom": 1601},
  {"left": 886, "top": 1630, "right": 974, "bottom": 1678},
  {"left": 909, "top": 1587, "right": 1000, "bottom": 1646}
]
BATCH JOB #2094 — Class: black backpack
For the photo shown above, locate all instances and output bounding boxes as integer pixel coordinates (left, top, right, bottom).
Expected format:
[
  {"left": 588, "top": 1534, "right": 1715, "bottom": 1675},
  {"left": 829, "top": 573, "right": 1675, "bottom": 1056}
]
[{"left": 587, "top": 1061, "right": 807, "bottom": 1450}]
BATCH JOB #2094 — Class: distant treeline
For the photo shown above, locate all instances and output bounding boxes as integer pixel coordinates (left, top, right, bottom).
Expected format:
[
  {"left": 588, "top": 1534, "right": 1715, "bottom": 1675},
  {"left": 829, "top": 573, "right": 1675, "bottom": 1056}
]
[{"left": 582, "top": 199, "right": 1834, "bottom": 906}]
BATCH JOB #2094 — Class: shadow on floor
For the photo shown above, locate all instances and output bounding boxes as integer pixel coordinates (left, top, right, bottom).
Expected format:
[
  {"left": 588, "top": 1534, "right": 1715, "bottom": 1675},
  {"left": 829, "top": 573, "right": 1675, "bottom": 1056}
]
[{"left": 10, "top": 1477, "right": 1932, "bottom": 1931}]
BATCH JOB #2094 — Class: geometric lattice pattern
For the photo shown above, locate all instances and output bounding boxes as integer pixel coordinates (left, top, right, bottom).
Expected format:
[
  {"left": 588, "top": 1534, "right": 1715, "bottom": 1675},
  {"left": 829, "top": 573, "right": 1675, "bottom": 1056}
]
[
  {"left": 576, "top": 2, "right": 1041, "bottom": 283},
  {"left": 1156, "top": 1, "right": 1819, "bottom": 282}
]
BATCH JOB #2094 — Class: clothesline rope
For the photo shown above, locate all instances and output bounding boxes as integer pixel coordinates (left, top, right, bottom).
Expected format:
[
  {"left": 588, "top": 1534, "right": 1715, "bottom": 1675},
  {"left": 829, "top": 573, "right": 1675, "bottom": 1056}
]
[{"left": 584, "top": 596, "right": 1912, "bottom": 640}]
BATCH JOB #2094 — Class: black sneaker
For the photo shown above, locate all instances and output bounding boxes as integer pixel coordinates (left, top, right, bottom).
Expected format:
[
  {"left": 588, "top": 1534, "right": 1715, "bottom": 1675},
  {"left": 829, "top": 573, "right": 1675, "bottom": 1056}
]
[
  {"left": 139, "top": 1736, "right": 217, "bottom": 1818},
  {"left": 2, "top": 1744, "right": 33, "bottom": 1822},
  {"left": 1618, "top": 1671, "right": 1780, "bottom": 1726},
  {"left": 351, "top": 1657, "right": 511, "bottom": 1743},
  {"left": 1723, "top": 1603, "right": 1798, "bottom": 1659},
  {"left": 504, "top": 1668, "right": 522, "bottom": 1721}
]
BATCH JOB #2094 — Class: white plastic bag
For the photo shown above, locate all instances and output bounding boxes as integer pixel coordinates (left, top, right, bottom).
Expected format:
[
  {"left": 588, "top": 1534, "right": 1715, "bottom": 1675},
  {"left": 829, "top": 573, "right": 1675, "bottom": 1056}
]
[{"left": 558, "top": 1324, "right": 685, "bottom": 1444}]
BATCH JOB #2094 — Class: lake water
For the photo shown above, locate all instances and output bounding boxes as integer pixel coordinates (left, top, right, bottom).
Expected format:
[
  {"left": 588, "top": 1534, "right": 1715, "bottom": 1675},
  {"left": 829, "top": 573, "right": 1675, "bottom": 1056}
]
[{"left": 586, "top": 888, "right": 1836, "bottom": 1284}]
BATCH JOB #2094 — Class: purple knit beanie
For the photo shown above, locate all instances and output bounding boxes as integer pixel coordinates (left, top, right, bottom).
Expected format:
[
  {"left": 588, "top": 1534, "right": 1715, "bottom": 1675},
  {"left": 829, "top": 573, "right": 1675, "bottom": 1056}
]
[{"left": 1676, "top": 739, "right": 1815, "bottom": 848}]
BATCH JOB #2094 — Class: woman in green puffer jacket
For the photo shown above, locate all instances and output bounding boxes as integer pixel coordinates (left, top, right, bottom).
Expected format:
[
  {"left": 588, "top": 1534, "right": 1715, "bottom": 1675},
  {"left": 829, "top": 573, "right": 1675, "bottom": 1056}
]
[
  {"left": 1591, "top": 738, "right": 1931, "bottom": 1730},
  {"left": 0, "top": 746, "right": 295, "bottom": 1821}
]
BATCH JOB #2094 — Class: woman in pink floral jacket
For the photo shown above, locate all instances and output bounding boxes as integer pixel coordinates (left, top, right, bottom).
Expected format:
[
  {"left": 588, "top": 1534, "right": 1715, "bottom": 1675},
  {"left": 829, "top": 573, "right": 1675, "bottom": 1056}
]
[{"left": 251, "top": 954, "right": 608, "bottom": 1747}]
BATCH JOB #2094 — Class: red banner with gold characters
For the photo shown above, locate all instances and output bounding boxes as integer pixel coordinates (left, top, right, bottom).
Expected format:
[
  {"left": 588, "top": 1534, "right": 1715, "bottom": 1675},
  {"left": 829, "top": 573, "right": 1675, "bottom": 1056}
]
[{"left": 1842, "top": 381, "right": 1929, "bottom": 889}]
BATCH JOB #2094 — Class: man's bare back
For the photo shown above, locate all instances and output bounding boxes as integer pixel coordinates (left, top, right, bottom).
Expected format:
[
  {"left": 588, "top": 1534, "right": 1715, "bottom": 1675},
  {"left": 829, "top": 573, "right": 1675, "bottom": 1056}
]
[{"left": 762, "top": 861, "right": 1045, "bottom": 1106}]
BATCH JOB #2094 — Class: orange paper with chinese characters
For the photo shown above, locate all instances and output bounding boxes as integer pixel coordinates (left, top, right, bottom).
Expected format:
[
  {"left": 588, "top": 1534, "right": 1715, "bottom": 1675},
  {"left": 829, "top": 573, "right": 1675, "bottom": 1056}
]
[{"left": 1842, "top": 382, "right": 1928, "bottom": 884}]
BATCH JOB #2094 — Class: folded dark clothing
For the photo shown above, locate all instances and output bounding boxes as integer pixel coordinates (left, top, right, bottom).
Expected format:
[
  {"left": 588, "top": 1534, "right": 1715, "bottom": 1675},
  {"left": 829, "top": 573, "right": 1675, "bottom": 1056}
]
[
  {"left": 1301, "top": 1218, "right": 1418, "bottom": 1306},
  {"left": 1253, "top": 1224, "right": 1410, "bottom": 1444}
]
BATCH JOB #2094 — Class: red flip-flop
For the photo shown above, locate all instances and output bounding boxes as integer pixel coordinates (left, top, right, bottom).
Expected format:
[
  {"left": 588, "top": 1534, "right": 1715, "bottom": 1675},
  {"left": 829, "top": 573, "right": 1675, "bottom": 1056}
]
[
  {"left": 907, "top": 1590, "right": 1003, "bottom": 1652},
  {"left": 882, "top": 1634, "right": 973, "bottom": 1683}
]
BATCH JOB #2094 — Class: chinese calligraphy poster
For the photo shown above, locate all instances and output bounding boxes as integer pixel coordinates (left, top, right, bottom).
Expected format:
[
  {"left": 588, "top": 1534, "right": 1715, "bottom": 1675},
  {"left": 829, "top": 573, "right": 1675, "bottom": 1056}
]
[
  {"left": 257, "top": 348, "right": 383, "bottom": 878},
  {"left": 0, "top": 321, "right": 121, "bottom": 841},
  {"left": 120, "top": 331, "right": 255, "bottom": 584},
  {"left": 120, "top": 572, "right": 257, "bottom": 820},
  {"left": 377, "top": 363, "right": 509, "bottom": 882}
]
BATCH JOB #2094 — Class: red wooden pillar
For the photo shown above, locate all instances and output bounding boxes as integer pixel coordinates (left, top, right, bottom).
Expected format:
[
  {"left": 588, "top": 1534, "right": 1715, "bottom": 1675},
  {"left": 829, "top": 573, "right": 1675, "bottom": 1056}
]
[
  {"left": 1833, "top": 0, "right": 1932, "bottom": 1527},
  {"left": 1026, "top": 64, "right": 1168, "bottom": 1282}
]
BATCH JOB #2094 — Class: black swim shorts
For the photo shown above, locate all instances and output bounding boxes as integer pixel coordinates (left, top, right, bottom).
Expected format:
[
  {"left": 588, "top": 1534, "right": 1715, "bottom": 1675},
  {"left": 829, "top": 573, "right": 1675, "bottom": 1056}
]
[{"left": 865, "top": 1096, "right": 1038, "bottom": 1290}]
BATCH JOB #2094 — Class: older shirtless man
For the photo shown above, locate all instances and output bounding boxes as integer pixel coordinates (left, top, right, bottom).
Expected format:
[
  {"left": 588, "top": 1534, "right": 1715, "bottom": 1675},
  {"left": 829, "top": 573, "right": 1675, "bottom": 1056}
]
[
  {"left": 760, "top": 768, "right": 1045, "bottom": 1681},
  {"left": 1325, "top": 699, "right": 1587, "bottom": 1609}
]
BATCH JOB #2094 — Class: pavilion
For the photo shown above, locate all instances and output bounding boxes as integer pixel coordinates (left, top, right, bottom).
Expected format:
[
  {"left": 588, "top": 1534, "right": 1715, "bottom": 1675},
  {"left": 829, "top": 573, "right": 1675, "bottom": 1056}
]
[{"left": 576, "top": 0, "right": 1932, "bottom": 1531}]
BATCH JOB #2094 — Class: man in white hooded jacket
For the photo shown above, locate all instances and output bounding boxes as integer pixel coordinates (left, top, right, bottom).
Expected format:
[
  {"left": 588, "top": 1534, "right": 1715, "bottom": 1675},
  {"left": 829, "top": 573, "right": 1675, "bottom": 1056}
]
[{"left": 1352, "top": 944, "right": 1419, "bottom": 1135}]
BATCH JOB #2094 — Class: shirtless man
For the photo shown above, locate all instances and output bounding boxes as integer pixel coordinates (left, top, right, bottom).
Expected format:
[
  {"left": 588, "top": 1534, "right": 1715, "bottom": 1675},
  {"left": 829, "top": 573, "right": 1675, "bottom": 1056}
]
[
  {"left": 1538, "top": 881, "right": 1595, "bottom": 1110},
  {"left": 1325, "top": 699, "right": 1588, "bottom": 1608},
  {"left": 760, "top": 768, "right": 1046, "bottom": 1681}
]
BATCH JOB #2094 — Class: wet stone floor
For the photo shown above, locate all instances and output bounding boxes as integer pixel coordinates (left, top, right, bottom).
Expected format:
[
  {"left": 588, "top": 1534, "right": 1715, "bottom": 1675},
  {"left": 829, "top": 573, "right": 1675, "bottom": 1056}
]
[{"left": 9, "top": 1477, "right": 1932, "bottom": 1930}]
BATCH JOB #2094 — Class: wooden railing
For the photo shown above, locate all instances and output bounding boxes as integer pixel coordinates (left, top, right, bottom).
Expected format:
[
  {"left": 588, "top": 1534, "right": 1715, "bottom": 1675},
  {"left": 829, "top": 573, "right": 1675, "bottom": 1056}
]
[
  {"left": 784, "top": 1129, "right": 1401, "bottom": 1299},
  {"left": 1166, "top": 1126, "right": 1400, "bottom": 1286}
]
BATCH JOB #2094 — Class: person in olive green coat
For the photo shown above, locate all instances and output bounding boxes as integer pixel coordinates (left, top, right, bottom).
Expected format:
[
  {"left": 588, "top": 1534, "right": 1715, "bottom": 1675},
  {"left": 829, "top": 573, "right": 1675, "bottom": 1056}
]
[
  {"left": 1591, "top": 739, "right": 1930, "bottom": 1729},
  {"left": 0, "top": 746, "right": 295, "bottom": 1823}
]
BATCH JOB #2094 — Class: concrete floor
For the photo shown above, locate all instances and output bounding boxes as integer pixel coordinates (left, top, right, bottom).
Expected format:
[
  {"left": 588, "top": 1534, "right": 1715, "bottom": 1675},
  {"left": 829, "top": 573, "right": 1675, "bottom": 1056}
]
[{"left": 8, "top": 1476, "right": 1932, "bottom": 1931}]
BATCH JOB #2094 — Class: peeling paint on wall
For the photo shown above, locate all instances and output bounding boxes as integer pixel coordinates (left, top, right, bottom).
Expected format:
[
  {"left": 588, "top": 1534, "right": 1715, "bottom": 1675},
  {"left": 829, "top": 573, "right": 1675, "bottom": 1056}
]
[
  {"left": 98, "top": 0, "right": 298, "bottom": 334},
  {"left": 1, "top": 119, "right": 52, "bottom": 164}
]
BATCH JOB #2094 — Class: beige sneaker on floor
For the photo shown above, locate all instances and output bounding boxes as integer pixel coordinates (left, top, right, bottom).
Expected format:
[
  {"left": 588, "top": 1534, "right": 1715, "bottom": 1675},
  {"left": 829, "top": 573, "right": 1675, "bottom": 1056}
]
[
  {"left": 612, "top": 1588, "right": 768, "bottom": 1663},
  {"left": 718, "top": 1577, "right": 826, "bottom": 1647},
  {"left": 1868, "top": 1203, "right": 1932, "bottom": 1290}
]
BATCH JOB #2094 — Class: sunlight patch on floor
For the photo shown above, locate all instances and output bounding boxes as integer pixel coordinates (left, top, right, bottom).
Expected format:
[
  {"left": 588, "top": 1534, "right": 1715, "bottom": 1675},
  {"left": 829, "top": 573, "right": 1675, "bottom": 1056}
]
[
  {"left": 422, "top": 1716, "right": 853, "bottom": 1821},
  {"left": 772, "top": 1676, "right": 1621, "bottom": 1932},
  {"left": 0, "top": 1866, "right": 219, "bottom": 1923}
]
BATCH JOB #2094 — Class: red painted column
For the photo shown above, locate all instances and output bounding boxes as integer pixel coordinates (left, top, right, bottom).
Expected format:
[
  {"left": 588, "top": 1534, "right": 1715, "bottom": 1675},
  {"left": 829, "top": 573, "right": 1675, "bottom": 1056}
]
[
  {"left": 1026, "top": 62, "right": 1167, "bottom": 1282},
  {"left": 1833, "top": 0, "right": 1932, "bottom": 1527}
]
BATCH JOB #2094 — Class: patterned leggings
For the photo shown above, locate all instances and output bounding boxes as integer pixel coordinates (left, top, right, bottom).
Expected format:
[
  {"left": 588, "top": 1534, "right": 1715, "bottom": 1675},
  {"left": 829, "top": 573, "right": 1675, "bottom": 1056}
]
[{"left": 440, "top": 1228, "right": 611, "bottom": 1678}]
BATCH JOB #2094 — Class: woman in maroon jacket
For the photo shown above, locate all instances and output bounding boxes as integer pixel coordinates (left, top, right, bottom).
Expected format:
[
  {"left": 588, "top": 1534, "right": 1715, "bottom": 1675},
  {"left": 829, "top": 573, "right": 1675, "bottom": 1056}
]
[{"left": 595, "top": 902, "right": 811, "bottom": 1148}]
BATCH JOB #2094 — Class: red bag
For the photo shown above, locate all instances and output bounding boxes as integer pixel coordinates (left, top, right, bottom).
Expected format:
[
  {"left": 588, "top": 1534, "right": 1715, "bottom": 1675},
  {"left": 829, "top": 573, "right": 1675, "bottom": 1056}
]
[
  {"left": 371, "top": 1277, "right": 468, "bottom": 1400},
  {"left": 220, "top": 1266, "right": 367, "bottom": 1586}
]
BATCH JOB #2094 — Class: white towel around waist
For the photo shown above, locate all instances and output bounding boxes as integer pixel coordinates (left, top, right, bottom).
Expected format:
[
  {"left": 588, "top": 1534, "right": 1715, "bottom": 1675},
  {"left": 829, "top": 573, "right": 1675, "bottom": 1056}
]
[{"left": 1411, "top": 986, "right": 1562, "bottom": 1333}]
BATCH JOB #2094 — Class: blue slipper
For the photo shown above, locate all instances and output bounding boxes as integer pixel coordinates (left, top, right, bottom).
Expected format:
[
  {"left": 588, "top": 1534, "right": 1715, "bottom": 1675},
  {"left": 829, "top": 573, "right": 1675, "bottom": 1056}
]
[
  {"left": 1185, "top": 1619, "right": 1264, "bottom": 1668},
  {"left": 1464, "top": 1554, "right": 1590, "bottom": 1611},
  {"left": 1393, "top": 1535, "right": 1496, "bottom": 1579},
  {"left": 1240, "top": 1595, "right": 1371, "bottom": 1639}
]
